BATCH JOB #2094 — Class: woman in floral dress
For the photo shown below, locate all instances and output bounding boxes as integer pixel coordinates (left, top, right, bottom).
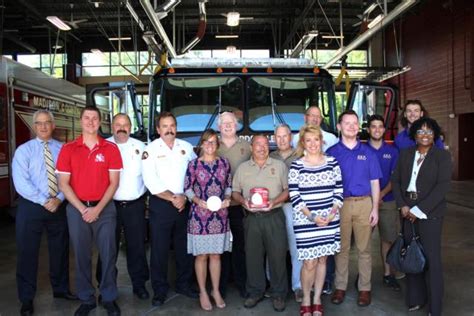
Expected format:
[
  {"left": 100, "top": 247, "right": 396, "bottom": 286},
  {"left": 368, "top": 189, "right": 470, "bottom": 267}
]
[{"left": 184, "top": 129, "right": 232, "bottom": 311}]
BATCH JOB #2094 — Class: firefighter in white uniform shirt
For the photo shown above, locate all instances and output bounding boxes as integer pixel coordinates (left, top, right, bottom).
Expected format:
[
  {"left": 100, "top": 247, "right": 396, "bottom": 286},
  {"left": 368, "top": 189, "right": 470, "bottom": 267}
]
[
  {"left": 96, "top": 113, "right": 150, "bottom": 300},
  {"left": 142, "top": 112, "right": 198, "bottom": 307}
]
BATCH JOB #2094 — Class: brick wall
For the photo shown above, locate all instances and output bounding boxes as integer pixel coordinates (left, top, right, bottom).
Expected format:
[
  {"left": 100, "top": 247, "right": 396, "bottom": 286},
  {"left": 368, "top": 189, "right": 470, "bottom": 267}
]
[{"left": 384, "top": 0, "right": 473, "bottom": 179}]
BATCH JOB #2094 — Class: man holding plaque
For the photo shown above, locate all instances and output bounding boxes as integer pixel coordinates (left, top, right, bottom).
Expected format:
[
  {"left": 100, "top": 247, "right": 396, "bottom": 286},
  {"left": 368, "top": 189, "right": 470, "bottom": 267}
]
[{"left": 232, "top": 135, "right": 289, "bottom": 312}]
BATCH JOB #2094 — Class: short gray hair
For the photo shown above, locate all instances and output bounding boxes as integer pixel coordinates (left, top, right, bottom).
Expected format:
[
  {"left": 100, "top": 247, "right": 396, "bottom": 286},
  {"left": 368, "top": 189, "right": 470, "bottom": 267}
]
[
  {"left": 274, "top": 123, "right": 291, "bottom": 135},
  {"left": 217, "top": 111, "right": 237, "bottom": 126},
  {"left": 32, "top": 109, "right": 54, "bottom": 123}
]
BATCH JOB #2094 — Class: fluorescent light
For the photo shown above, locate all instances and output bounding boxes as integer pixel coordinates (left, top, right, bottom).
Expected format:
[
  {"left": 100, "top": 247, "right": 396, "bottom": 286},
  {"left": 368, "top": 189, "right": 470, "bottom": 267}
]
[
  {"left": 215, "top": 34, "right": 239, "bottom": 39},
  {"left": 322, "top": 35, "right": 344, "bottom": 39},
  {"left": 226, "top": 12, "right": 240, "bottom": 27},
  {"left": 368, "top": 14, "right": 384, "bottom": 29},
  {"left": 46, "top": 16, "right": 71, "bottom": 31},
  {"left": 108, "top": 37, "right": 132, "bottom": 41}
]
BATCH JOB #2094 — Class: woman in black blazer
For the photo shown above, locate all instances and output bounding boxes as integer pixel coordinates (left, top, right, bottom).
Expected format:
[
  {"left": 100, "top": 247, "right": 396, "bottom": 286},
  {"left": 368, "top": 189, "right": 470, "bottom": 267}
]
[{"left": 391, "top": 117, "right": 452, "bottom": 316}]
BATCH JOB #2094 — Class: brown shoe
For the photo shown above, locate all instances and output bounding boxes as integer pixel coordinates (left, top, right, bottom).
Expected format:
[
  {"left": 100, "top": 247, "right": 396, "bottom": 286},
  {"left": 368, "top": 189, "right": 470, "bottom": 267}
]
[
  {"left": 272, "top": 297, "right": 286, "bottom": 312},
  {"left": 331, "top": 289, "right": 346, "bottom": 305},
  {"left": 243, "top": 295, "right": 264, "bottom": 308},
  {"left": 357, "top": 291, "right": 371, "bottom": 307}
]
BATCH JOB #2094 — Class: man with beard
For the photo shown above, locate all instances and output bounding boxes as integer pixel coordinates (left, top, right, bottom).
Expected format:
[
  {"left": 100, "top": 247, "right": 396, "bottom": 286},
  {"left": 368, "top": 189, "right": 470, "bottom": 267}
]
[
  {"left": 142, "top": 112, "right": 198, "bottom": 306},
  {"left": 367, "top": 115, "right": 401, "bottom": 291}
]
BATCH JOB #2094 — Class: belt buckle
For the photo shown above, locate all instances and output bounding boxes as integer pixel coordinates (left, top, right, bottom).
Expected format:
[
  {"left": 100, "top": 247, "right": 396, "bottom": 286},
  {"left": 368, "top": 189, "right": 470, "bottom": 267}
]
[
  {"left": 119, "top": 201, "right": 128, "bottom": 207},
  {"left": 408, "top": 192, "right": 418, "bottom": 200}
]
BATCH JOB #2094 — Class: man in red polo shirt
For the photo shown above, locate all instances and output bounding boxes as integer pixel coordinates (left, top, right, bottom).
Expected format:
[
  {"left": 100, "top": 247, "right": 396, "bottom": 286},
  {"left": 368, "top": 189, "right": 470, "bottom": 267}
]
[{"left": 57, "top": 106, "right": 122, "bottom": 316}]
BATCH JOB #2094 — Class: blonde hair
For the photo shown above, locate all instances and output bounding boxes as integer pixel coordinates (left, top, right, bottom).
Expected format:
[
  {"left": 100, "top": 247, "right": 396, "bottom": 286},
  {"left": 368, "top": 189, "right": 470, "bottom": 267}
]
[{"left": 296, "top": 124, "right": 323, "bottom": 157}]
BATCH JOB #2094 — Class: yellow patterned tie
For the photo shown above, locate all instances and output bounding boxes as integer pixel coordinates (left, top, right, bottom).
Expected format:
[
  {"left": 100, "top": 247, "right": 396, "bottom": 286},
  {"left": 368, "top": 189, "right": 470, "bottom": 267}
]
[{"left": 43, "top": 141, "right": 59, "bottom": 197}]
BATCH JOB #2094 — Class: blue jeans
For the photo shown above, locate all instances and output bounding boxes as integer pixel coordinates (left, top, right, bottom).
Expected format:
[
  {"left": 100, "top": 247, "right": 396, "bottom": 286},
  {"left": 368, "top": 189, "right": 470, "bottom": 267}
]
[{"left": 283, "top": 203, "right": 302, "bottom": 291}]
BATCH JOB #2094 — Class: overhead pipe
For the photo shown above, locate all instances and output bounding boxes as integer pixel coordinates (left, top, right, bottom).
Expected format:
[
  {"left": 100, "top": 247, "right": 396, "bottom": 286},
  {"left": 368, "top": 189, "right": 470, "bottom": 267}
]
[
  {"left": 140, "top": 0, "right": 177, "bottom": 58},
  {"left": 156, "top": 0, "right": 181, "bottom": 19},
  {"left": 323, "top": 0, "right": 417, "bottom": 69},
  {"left": 179, "top": 0, "right": 207, "bottom": 55}
]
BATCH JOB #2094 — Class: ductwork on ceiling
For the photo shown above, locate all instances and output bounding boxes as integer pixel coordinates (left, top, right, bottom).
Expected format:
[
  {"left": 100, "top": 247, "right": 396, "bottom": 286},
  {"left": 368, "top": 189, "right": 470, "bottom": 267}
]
[
  {"left": 179, "top": 0, "right": 207, "bottom": 55},
  {"left": 323, "top": 0, "right": 418, "bottom": 69},
  {"left": 140, "top": 0, "right": 177, "bottom": 58},
  {"left": 140, "top": 0, "right": 207, "bottom": 58}
]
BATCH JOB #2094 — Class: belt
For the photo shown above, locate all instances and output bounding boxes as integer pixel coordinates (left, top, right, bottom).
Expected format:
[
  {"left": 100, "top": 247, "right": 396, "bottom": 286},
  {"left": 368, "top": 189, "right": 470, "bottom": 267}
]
[
  {"left": 344, "top": 195, "right": 370, "bottom": 201},
  {"left": 405, "top": 191, "right": 419, "bottom": 201},
  {"left": 115, "top": 195, "right": 145, "bottom": 208},
  {"left": 80, "top": 200, "right": 100, "bottom": 207},
  {"left": 248, "top": 207, "right": 282, "bottom": 217}
]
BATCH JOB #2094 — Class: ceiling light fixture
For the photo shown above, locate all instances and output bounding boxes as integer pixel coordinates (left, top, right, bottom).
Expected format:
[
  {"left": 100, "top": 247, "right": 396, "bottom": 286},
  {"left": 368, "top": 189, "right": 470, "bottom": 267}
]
[
  {"left": 322, "top": 35, "right": 344, "bottom": 39},
  {"left": 108, "top": 37, "right": 132, "bottom": 41},
  {"left": 368, "top": 14, "right": 384, "bottom": 29},
  {"left": 46, "top": 16, "right": 71, "bottom": 31},
  {"left": 215, "top": 34, "right": 239, "bottom": 39},
  {"left": 226, "top": 12, "right": 240, "bottom": 27},
  {"left": 290, "top": 30, "right": 318, "bottom": 58}
]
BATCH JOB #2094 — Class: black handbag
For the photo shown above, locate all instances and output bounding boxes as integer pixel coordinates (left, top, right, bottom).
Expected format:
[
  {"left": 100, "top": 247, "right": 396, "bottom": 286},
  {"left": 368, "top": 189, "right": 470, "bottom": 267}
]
[{"left": 386, "top": 220, "right": 426, "bottom": 274}]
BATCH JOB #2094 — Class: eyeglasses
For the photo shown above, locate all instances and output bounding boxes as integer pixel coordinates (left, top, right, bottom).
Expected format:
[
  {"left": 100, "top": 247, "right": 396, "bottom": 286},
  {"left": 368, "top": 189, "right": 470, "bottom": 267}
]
[
  {"left": 416, "top": 129, "right": 433, "bottom": 136},
  {"left": 34, "top": 121, "right": 53, "bottom": 127},
  {"left": 203, "top": 140, "right": 217, "bottom": 146}
]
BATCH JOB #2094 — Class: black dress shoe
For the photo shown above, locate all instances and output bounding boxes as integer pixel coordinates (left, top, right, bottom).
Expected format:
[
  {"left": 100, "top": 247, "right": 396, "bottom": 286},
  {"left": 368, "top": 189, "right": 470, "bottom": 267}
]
[
  {"left": 53, "top": 291, "right": 78, "bottom": 300},
  {"left": 102, "top": 301, "right": 121, "bottom": 316},
  {"left": 20, "top": 301, "right": 34, "bottom": 316},
  {"left": 74, "top": 303, "right": 97, "bottom": 316},
  {"left": 176, "top": 287, "right": 199, "bottom": 299},
  {"left": 152, "top": 293, "right": 166, "bottom": 306},
  {"left": 133, "top": 287, "right": 150, "bottom": 300}
]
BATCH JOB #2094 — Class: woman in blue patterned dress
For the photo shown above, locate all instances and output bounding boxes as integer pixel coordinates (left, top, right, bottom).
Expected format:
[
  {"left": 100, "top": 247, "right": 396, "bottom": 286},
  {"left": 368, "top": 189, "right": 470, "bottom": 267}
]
[
  {"left": 289, "top": 125, "right": 343, "bottom": 316},
  {"left": 184, "top": 129, "right": 232, "bottom": 311}
]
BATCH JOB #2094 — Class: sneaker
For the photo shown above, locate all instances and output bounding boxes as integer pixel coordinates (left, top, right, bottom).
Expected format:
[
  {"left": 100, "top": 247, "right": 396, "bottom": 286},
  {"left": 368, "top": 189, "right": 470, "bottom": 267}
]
[
  {"left": 395, "top": 271, "right": 406, "bottom": 280},
  {"left": 322, "top": 281, "right": 333, "bottom": 295},
  {"left": 383, "top": 275, "right": 401, "bottom": 291},
  {"left": 264, "top": 290, "right": 271, "bottom": 298},
  {"left": 272, "top": 297, "right": 286, "bottom": 312},
  {"left": 294, "top": 289, "right": 303, "bottom": 302}
]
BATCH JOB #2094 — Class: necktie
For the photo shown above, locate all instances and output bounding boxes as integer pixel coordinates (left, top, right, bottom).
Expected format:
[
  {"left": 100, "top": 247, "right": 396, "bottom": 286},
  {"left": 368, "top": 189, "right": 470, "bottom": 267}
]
[{"left": 43, "top": 141, "right": 59, "bottom": 197}]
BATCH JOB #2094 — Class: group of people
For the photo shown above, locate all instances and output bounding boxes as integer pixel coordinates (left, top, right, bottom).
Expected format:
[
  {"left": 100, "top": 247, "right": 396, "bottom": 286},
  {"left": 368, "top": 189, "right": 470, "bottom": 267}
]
[{"left": 12, "top": 99, "right": 451, "bottom": 316}]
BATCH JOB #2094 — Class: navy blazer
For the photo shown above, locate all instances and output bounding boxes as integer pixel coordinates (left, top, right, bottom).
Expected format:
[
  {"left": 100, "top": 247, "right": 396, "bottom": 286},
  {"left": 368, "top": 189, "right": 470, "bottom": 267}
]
[{"left": 391, "top": 146, "right": 452, "bottom": 218}]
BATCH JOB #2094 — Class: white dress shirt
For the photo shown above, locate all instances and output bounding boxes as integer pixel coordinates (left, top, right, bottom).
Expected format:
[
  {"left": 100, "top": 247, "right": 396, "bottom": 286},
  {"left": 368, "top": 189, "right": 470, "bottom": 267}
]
[
  {"left": 107, "top": 136, "right": 147, "bottom": 201},
  {"left": 142, "top": 137, "right": 197, "bottom": 195},
  {"left": 292, "top": 129, "right": 338, "bottom": 153},
  {"left": 407, "top": 150, "right": 428, "bottom": 219}
]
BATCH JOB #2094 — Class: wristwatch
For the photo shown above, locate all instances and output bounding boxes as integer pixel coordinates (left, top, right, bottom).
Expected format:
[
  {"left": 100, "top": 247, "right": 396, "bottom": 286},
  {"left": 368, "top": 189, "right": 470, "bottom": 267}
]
[{"left": 307, "top": 212, "right": 317, "bottom": 222}]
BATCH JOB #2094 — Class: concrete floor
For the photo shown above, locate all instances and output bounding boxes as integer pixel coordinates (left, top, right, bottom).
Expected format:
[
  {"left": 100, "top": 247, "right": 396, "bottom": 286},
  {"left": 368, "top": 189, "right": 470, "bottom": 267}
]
[{"left": 1, "top": 181, "right": 474, "bottom": 315}]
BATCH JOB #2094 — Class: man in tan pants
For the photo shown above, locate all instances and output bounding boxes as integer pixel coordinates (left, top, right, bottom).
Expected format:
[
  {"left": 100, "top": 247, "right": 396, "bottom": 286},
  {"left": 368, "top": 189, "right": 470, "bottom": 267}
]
[{"left": 326, "top": 110, "right": 382, "bottom": 307}]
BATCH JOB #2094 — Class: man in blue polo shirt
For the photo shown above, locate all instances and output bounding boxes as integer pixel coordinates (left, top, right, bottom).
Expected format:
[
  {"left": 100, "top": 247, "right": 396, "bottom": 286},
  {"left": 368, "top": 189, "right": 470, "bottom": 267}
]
[
  {"left": 367, "top": 115, "right": 401, "bottom": 291},
  {"left": 327, "top": 110, "right": 382, "bottom": 307}
]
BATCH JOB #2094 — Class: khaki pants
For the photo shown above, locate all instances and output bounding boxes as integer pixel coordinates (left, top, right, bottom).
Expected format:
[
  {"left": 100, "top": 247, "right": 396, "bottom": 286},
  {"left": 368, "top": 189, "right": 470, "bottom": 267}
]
[{"left": 334, "top": 197, "right": 373, "bottom": 291}]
